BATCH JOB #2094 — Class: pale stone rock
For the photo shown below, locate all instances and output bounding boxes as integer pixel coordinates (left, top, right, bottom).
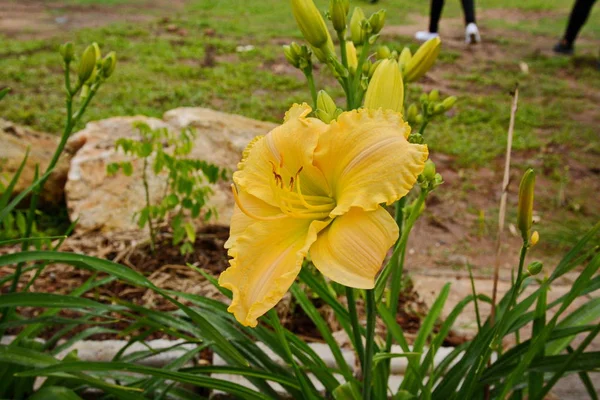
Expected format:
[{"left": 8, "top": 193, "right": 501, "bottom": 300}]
[
  {"left": 0, "top": 119, "right": 81, "bottom": 206},
  {"left": 65, "top": 109, "right": 276, "bottom": 234}
]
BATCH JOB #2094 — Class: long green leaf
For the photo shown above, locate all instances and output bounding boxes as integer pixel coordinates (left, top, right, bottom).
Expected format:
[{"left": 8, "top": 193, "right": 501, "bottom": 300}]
[
  {"left": 0, "top": 148, "right": 28, "bottom": 210},
  {"left": 16, "top": 361, "right": 271, "bottom": 400},
  {"left": 0, "top": 292, "right": 119, "bottom": 310},
  {"left": 27, "top": 386, "right": 84, "bottom": 400},
  {"left": 290, "top": 283, "right": 354, "bottom": 383},
  {"left": 0, "top": 168, "right": 53, "bottom": 224}
]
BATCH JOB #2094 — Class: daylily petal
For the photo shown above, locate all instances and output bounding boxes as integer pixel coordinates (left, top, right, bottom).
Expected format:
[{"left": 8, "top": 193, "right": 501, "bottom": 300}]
[
  {"left": 310, "top": 206, "right": 398, "bottom": 289},
  {"left": 234, "top": 104, "right": 330, "bottom": 206},
  {"left": 313, "top": 108, "right": 428, "bottom": 215},
  {"left": 219, "top": 217, "right": 330, "bottom": 327},
  {"left": 225, "top": 190, "right": 283, "bottom": 252}
]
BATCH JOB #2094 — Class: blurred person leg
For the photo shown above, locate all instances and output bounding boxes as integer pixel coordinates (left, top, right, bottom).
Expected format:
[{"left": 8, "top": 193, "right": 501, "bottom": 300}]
[
  {"left": 416, "top": 0, "right": 443, "bottom": 42},
  {"left": 462, "top": 0, "right": 481, "bottom": 43},
  {"left": 416, "top": 0, "right": 481, "bottom": 43},
  {"left": 554, "top": 0, "right": 597, "bottom": 55}
]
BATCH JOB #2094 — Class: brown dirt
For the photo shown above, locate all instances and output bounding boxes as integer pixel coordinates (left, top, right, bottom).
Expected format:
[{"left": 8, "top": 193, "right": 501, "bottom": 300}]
[{"left": 0, "top": 0, "right": 185, "bottom": 40}]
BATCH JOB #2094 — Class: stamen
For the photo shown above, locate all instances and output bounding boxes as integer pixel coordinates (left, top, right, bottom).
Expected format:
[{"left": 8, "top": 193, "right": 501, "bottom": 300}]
[{"left": 231, "top": 184, "right": 286, "bottom": 221}]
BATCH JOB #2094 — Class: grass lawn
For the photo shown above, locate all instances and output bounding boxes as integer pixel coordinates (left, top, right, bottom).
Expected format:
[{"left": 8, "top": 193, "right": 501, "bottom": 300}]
[{"left": 1, "top": 0, "right": 599, "bottom": 260}]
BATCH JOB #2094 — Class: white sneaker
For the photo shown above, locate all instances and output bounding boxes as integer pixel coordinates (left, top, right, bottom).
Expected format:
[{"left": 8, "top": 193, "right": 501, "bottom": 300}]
[
  {"left": 415, "top": 31, "right": 440, "bottom": 42},
  {"left": 465, "top": 23, "right": 481, "bottom": 44}
]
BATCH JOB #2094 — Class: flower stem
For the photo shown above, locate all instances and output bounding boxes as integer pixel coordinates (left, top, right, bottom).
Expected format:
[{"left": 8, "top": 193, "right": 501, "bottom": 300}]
[
  {"left": 304, "top": 68, "right": 318, "bottom": 109},
  {"left": 346, "top": 286, "right": 365, "bottom": 369},
  {"left": 142, "top": 156, "right": 156, "bottom": 254},
  {"left": 363, "top": 289, "right": 376, "bottom": 400},
  {"left": 338, "top": 32, "right": 353, "bottom": 109},
  {"left": 352, "top": 42, "right": 371, "bottom": 109}
]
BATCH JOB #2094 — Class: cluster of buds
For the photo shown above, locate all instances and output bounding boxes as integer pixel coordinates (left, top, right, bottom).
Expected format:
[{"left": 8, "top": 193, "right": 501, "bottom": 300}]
[
  {"left": 60, "top": 41, "right": 116, "bottom": 98},
  {"left": 315, "top": 90, "right": 343, "bottom": 123},
  {"left": 370, "top": 37, "right": 441, "bottom": 83},
  {"left": 406, "top": 89, "right": 457, "bottom": 127},
  {"left": 418, "top": 159, "right": 443, "bottom": 191},
  {"left": 283, "top": 42, "right": 313, "bottom": 72},
  {"left": 349, "top": 7, "right": 385, "bottom": 46}
]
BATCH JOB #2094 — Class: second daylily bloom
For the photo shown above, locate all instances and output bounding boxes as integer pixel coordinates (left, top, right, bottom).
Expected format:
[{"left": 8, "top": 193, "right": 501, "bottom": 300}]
[{"left": 219, "top": 104, "right": 428, "bottom": 327}]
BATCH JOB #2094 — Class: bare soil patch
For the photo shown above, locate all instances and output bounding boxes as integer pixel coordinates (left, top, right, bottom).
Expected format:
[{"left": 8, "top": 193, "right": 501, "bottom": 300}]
[{"left": 0, "top": 0, "right": 185, "bottom": 40}]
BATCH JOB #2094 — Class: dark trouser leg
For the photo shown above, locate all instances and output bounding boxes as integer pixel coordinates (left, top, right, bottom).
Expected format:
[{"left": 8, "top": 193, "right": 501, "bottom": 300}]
[
  {"left": 461, "top": 0, "right": 476, "bottom": 25},
  {"left": 429, "top": 0, "right": 445, "bottom": 33},
  {"left": 564, "top": 0, "right": 597, "bottom": 45}
]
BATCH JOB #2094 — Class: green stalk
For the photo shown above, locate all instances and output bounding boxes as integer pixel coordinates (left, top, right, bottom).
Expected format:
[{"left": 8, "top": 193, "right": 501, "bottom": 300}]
[
  {"left": 346, "top": 286, "right": 365, "bottom": 370},
  {"left": 304, "top": 68, "right": 318, "bottom": 110},
  {"left": 142, "top": 156, "right": 156, "bottom": 253},
  {"left": 362, "top": 289, "right": 376, "bottom": 400},
  {"left": 418, "top": 119, "right": 429, "bottom": 136},
  {"left": 338, "top": 32, "right": 353, "bottom": 109},
  {"left": 352, "top": 42, "right": 371, "bottom": 109}
]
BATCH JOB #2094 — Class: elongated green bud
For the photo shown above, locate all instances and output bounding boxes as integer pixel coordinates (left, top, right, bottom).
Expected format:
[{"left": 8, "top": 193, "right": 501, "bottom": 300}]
[
  {"left": 442, "top": 96, "right": 457, "bottom": 110},
  {"left": 59, "top": 42, "right": 75, "bottom": 63},
  {"left": 363, "top": 58, "right": 403, "bottom": 112},
  {"left": 283, "top": 45, "right": 299, "bottom": 68},
  {"left": 404, "top": 36, "right": 441, "bottom": 82},
  {"left": 291, "top": 0, "right": 334, "bottom": 58},
  {"left": 368, "top": 59, "right": 381, "bottom": 78},
  {"left": 78, "top": 44, "right": 98, "bottom": 83},
  {"left": 346, "top": 41, "right": 358, "bottom": 73},
  {"left": 368, "top": 9, "right": 386, "bottom": 34},
  {"left": 428, "top": 89, "right": 439, "bottom": 102},
  {"left": 349, "top": 7, "right": 366, "bottom": 46},
  {"left": 316, "top": 90, "right": 338, "bottom": 123},
  {"left": 376, "top": 45, "right": 391, "bottom": 60},
  {"left": 407, "top": 103, "right": 418, "bottom": 121},
  {"left": 398, "top": 47, "right": 412, "bottom": 70},
  {"left": 329, "top": 0, "right": 349, "bottom": 33},
  {"left": 517, "top": 168, "right": 536, "bottom": 242},
  {"left": 101, "top": 51, "right": 117, "bottom": 78}
]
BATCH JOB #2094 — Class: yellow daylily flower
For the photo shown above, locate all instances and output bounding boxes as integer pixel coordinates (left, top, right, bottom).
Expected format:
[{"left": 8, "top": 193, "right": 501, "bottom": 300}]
[{"left": 219, "top": 104, "right": 428, "bottom": 327}]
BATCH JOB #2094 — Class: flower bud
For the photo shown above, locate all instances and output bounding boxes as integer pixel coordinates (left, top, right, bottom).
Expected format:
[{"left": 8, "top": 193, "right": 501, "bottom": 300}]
[
  {"left": 316, "top": 90, "right": 338, "bottom": 123},
  {"left": 422, "top": 160, "right": 436, "bottom": 181},
  {"left": 398, "top": 47, "right": 412, "bottom": 70},
  {"left": 350, "top": 7, "right": 366, "bottom": 46},
  {"left": 329, "top": 0, "right": 349, "bottom": 33},
  {"left": 442, "top": 96, "right": 457, "bottom": 110},
  {"left": 284, "top": 45, "right": 300, "bottom": 68},
  {"left": 368, "top": 9, "right": 386, "bottom": 34},
  {"left": 59, "top": 42, "right": 75, "bottom": 63},
  {"left": 291, "top": 0, "right": 332, "bottom": 50},
  {"left": 101, "top": 51, "right": 116, "bottom": 78},
  {"left": 517, "top": 168, "right": 536, "bottom": 242},
  {"left": 407, "top": 104, "right": 418, "bottom": 121},
  {"left": 527, "top": 261, "right": 543, "bottom": 276},
  {"left": 530, "top": 231, "right": 539, "bottom": 246},
  {"left": 428, "top": 89, "right": 440, "bottom": 102},
  {"left": 346, "top": 41, "right": 358, "bottom": 73},
  {"left": 415, "top": 114, "right": 423, "bottom": 124},
  {"left": 419, "top": 93, "right": 428, "bottom": 103},
  {"left": 362, "top": 59, "right": 372, "bottom": 75},
  {"left": 433, "top": 103, "right": 445, "bottom": 114},
  {"left": 78, "top": 44, "right": 98, "bottom": 83},
  {"left": 404, "top": 36, "right": 441, "bottom": 82},
  {"left": 363, "top": 58, "right": 404, "bottom": 112},
  {"left": 368, "top": 59, "right": 381, "bottom": 78},
  {"left": 376, "top": 45, "right": 391, "bottom": 60}
]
